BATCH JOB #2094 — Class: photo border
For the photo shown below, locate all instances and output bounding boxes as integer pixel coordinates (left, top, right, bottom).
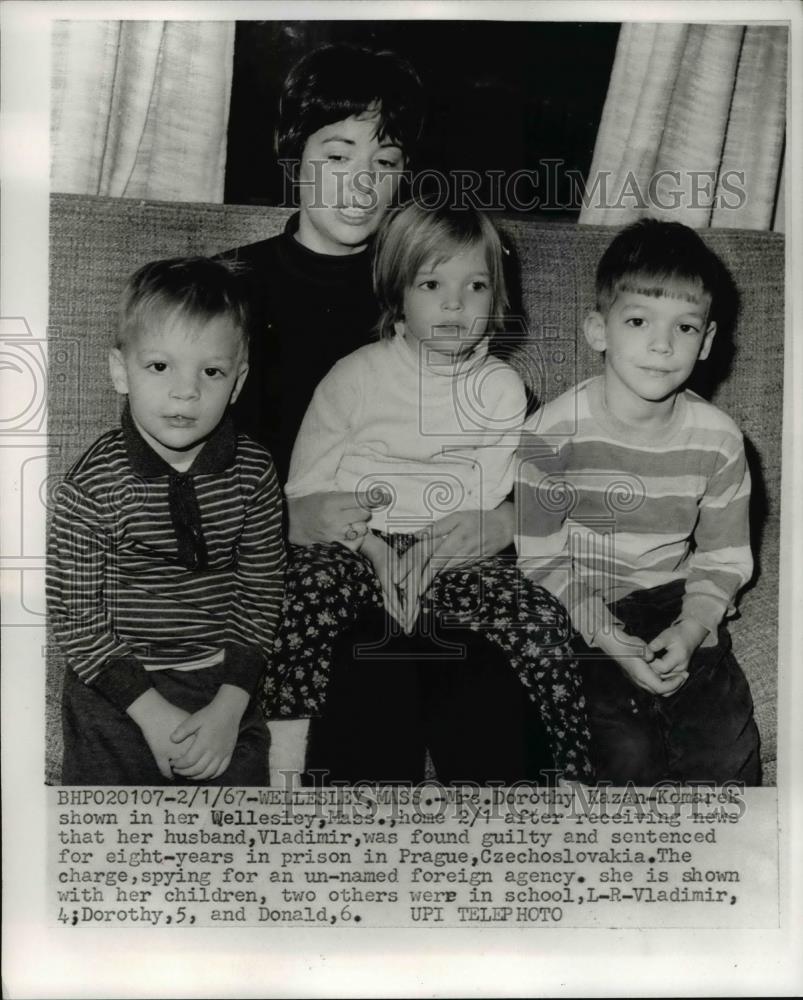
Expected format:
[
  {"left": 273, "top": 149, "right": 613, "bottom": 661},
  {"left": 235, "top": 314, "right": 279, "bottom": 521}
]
[{"left": 2, "top": 1, "right": 801, "bottom": 997}]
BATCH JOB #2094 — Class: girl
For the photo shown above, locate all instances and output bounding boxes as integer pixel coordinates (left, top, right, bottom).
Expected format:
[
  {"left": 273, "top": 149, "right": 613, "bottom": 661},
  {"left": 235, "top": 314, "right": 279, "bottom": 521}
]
[{"left": 266, "top": 203, "right": 592, "bottom": 781}]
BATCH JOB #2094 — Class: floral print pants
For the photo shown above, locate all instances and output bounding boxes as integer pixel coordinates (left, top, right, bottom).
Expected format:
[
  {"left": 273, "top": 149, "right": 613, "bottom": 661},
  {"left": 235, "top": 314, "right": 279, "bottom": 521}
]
[{"left": 265, "top": 536, "right": 592, "bottom": 780}]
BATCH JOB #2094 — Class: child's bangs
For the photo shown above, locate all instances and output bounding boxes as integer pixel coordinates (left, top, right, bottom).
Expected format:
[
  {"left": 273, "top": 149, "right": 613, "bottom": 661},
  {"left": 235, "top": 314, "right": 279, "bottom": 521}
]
[
  {"left": 118, "top": 294, "right": 190, "bottom": 348},
  {"left": 404, "top": 210, "right": 496, "bottom": 278},
  {"left": 410, "top": 233, "right": 482, "bottom": 277},
  {"left": 119, "top": 291, "right": 243, "bottom": 351},
  {"left": 615, "top": 270, "right": 709, "bottom": 306}
]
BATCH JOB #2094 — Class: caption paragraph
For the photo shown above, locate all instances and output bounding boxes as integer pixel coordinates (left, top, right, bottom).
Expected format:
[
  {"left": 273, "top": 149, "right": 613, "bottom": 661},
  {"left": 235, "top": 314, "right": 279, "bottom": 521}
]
[{"left": 50, "top": 784, "right": 778, "bottom": 929}]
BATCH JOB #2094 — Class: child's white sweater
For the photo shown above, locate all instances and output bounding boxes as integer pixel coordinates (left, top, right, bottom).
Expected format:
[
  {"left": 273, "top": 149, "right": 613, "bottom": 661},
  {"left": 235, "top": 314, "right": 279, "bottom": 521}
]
[{"left": 286, "top": 335, "right": 527, "bottom": 533}]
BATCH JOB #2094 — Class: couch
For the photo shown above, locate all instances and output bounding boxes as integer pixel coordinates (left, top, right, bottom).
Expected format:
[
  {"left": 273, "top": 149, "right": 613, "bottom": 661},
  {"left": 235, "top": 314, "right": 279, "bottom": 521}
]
[{"left": 46, "top": 193, "right": 784, "bottom": 784}]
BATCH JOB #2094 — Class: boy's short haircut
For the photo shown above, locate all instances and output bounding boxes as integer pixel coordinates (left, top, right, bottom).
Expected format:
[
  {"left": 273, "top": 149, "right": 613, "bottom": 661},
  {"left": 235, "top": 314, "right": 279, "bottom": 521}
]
[
  {"left": 595, "top": 218, "right": 731, "bottom": 324},
  {"left": 372, "top": 202, "right": 509, "bottom": 340},
  {"left": 117, "top": 256, "right": 250, "bottom": 352},
  {"left": 275, "top": 43, "right": 424, "bottom": 164}
]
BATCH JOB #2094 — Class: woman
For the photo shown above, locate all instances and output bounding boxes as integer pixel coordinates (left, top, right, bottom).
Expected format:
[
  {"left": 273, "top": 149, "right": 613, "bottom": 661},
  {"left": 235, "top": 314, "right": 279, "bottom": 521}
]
[{"left": 227, "top": 43, "right": 549, "bottom": 784}]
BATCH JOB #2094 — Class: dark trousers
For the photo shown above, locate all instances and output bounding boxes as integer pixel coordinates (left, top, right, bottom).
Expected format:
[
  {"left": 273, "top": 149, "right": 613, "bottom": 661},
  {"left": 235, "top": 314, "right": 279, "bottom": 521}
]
[
  {"left": 62, "top": 665, "right": 268, "bottom": 786},
  {"left": 304, "top": 608, "right": 553, "bottom": 785},
  {"left": 576, "top": 581, "right": 761, "bottom": 786}
]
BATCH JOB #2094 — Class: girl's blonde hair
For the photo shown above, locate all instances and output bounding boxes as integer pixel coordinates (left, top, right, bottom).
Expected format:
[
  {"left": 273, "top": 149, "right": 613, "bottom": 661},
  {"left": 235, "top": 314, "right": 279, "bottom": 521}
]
[{"left": 372, "top": 202, "right": 509, "bottom": 340}]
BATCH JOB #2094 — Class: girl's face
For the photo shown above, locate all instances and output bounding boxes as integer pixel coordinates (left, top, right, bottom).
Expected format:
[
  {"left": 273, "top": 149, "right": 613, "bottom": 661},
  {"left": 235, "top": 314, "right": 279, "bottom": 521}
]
[
  {"left": 396, "top": 244, "right": 494, "bottom": 363},
  {"left": 296, "top": 112, "right": 405, "bottom": 256}
]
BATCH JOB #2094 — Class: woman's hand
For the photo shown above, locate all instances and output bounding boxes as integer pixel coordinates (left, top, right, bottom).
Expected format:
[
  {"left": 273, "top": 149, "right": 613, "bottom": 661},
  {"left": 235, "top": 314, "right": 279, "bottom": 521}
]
[
  {"left": 360, "top": 533, "right": 407, "bottom": 632},
  {"left": 393, "top": 501, "right": 515, "bottom": 630},
  {"left": 287, "top": 492, "right": 379, "bottom": 546}
]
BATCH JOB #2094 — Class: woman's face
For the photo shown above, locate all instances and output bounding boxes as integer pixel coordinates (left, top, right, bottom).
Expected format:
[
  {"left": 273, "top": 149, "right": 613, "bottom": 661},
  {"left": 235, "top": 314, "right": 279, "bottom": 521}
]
[{"left": 295, "top": 112, "right": 405, "bottom": 256}]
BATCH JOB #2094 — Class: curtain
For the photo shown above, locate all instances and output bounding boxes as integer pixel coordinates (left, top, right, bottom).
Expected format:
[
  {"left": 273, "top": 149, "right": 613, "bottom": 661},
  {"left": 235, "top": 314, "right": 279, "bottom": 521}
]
[
  {"left": 51, "top": 21, "right": 235, "bottom": 202},
  {"left": 579, "top": 23, "right": 787, "bottom": 230}
]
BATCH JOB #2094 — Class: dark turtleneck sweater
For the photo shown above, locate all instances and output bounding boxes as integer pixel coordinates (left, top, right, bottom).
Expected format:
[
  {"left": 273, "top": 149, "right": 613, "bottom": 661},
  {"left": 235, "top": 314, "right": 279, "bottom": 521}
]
[{"left": 223, "top": 214, "right": 380, "bottom": 485}]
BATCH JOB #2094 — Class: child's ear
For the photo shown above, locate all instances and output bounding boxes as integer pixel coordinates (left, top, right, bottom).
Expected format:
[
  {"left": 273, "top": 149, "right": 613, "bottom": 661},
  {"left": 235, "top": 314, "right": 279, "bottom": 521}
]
[
  {"left": 229, "top": 361, "right": 249, "bottom": 405},
  {"left": 698, "top": 321, "right": 717, "bottom": 361},
  {"left": 108, "top": 349, "right": 129, "bottom": 395},
  {"left": 583, "top": 312, "right": 607, "bottom": 354},
  {"left": 393, "top": 318, "right": 406, "bottom": 338}
]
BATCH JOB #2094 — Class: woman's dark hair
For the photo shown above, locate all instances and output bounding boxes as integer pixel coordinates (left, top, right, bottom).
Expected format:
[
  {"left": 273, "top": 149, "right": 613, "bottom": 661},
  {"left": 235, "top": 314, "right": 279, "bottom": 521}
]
[{"left": 275, "top": 44, "right": 424, "bottom": 165}]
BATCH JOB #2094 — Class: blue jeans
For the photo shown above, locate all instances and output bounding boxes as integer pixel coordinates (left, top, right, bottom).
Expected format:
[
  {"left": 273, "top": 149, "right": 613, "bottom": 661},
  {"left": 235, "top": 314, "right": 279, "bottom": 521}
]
[{"left": 575, "top": 581, "right": 761, "bottom": 786}]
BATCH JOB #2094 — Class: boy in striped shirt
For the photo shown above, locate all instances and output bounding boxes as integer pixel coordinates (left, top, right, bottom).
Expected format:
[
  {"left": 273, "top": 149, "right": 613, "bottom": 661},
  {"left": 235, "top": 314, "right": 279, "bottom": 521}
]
[
  {"left": 516, "top": 220, "right": 760, "bottom": 785},
  {"left": 48, "top": 258, "right": 285, "bottom": 785}
]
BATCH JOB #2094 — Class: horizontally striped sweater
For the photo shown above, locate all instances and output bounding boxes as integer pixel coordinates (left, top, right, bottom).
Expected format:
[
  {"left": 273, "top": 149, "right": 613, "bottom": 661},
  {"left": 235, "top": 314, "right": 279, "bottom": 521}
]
[
  {"left": 515, "top": 377, "right": 752, "bottom": 646},
  {"left": 47, "top": 407, "right": 286, "bottom": 712}
]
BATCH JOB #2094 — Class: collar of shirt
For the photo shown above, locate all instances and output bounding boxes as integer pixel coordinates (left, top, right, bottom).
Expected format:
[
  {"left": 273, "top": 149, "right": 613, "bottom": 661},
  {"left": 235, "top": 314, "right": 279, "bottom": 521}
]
[
  {"left": 280, "top": 212, "right": 373, "bottom": 289},
  {"left": 390, "top": 331, "right": 490, "bottom": 381},
  {"left": 120, "top": 403, "right": 237, "bottom": 480},
  {"left": 586, "top": 375, "right": 689, "bottom": 446}
]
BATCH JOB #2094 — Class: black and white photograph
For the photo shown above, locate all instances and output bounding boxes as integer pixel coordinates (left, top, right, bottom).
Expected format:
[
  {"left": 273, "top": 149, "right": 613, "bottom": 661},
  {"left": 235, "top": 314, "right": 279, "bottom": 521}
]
[{"left": 2, "top": 1, "right": 801, "bottom": 997}]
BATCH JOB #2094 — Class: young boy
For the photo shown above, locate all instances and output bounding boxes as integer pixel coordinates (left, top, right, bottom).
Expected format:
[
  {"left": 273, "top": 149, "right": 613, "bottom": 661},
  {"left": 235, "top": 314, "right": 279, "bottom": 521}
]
[
  {"left": 47, "top": 257, "right": 286, "bottom": 785},
  {"left": 516, "top": 219, "right": 761, "bottom": 786}
]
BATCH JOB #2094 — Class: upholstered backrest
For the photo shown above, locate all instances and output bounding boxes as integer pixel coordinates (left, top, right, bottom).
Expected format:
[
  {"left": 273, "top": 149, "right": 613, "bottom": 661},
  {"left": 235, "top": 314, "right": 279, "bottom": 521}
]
[{"left": 49, "top": 194, "right": 784, "bottom": 510}]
